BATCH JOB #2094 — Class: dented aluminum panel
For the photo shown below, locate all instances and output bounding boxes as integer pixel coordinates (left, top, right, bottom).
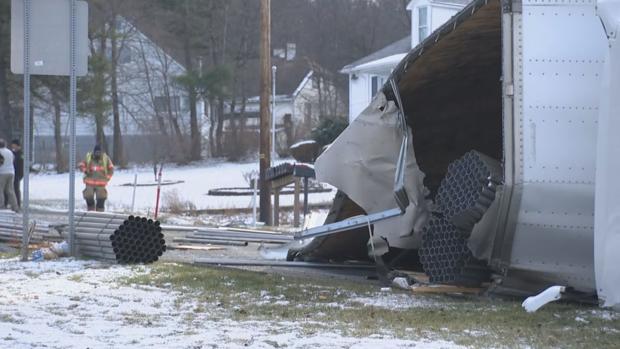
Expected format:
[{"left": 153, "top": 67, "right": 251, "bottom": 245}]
[
  {"left": 595, "top": 0, "right": 620, "bottom": 309},
  {"left": 314, "top": 92, "right": 432, "bottom": 250}
]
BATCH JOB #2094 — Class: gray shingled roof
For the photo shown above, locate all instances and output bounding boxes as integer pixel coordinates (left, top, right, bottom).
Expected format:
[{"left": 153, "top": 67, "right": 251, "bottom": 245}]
[
  {"left": 341, "top": 36, "right": 411, "bottom": 72},
  {"left": 432, "top": 0, "right": 472, "bottom": 5}
]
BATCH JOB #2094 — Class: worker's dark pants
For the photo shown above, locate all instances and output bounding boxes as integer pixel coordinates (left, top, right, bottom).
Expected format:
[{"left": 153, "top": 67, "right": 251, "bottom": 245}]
[
  {"left": 83, "top": 185, "right": 107, "bottom": 212},
  {"left": 14, "top": 176, "right": 21, "bottom": 207}
]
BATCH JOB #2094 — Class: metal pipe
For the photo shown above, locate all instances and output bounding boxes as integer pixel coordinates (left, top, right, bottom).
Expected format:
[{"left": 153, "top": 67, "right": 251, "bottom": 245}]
[
  {"left": 73, "top": 233, "right": 114, "bottom": 241},
  {"left": 78, "top": 245, "right": 118, "bottom": 254},
  {"left": 72, "top": 222, "right": 123, "bottom": 230},
  {"left": 76, "top": 217, "right": 128, "bottom": 225},
  {"left": 74, "top": 228, "right": 119, "bottom": 235},
  {"left": 172, "top": 238, "right": 248, "bottom": 247},
  {"left": 193, "top": 232, "right": 292, "bottom": 242},
  {"left": 195, "top": 258, "right": 377, "bottom": 269}
]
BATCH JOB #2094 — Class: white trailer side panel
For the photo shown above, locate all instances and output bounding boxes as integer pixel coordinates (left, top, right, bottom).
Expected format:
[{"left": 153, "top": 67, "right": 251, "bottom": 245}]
[
  {"left": 509, "top": 0, "right": 608, "bottom": 292},
  {"left": 595, "top": 0, "right": 620, "bottom": 309}
]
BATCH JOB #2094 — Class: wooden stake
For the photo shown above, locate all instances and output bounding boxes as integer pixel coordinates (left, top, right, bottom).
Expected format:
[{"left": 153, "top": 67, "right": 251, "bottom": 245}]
[
  {"left": 259, "top": 0, "right": 272, "bottom": 225},
  {"left": 294, "top": 178, "right": 300, "bottom": 227}
]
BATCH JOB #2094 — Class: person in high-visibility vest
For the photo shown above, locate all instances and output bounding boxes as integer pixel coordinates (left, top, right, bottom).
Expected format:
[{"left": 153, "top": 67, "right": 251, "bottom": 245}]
[{"left": 78, "top": 145, "right": 114, "bottom": 212}]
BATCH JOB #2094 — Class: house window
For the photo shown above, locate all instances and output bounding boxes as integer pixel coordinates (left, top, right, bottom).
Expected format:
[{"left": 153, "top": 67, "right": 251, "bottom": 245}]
[
  {"left": 154, "top": 96, "right": 181, "bottom": 114},
  {"left": 371, "top": 76, "right": 387, "bottom": 97},
  {"left": 418, "top": 7, "right": 429, "bottom": 41}
]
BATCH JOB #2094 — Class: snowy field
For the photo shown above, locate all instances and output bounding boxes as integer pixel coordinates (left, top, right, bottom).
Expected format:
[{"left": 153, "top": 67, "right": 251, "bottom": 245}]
[
  {"left": 0, "top": 257, "right": 466, "bottom": 349},
  {"left": 28, "top": 160, "right": 336, "bottom": 214}
]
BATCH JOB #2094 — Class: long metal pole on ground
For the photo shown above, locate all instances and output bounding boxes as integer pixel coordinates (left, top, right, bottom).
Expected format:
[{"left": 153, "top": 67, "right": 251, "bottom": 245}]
[
  {"left": 194, "top": 259, "right": 376, "bottom": 269},
  {"left": 21, "top": 0, "right": 31, "bottom": 262},
  {"left": 259, "top": 0, "right": 272, "bottom": 226},
  {"left": 68, "top": 0, "right": 78, "bottom": 257}
]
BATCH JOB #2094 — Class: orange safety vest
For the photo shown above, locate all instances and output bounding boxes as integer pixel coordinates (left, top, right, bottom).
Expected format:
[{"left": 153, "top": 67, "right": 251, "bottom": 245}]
[
  {"left": 81, "top": 153, "right": 113, "bottom": 186},
  {"left": 83, "top": 152, "right": 109, "bottom": 179}
]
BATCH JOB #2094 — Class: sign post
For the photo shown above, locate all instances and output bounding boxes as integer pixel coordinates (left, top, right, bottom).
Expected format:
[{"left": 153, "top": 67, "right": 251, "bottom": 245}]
[{"left": 11, "top": 0, "right": 89, "bottom": 259}]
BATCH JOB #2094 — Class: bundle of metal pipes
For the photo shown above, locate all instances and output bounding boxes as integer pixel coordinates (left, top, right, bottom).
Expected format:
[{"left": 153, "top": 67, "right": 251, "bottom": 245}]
[
  {"left": 435, "top": 150, "right": 502, "bottom": 229},
  {"left": 418, "top": 217, "right": 491, "bottom": 286},
  {"left": 75, "top": 212, "right": 166, "bottom": 264},
  {"left": 0, "top": 210, "right": 62, "bottom": 244},
  {"left": 419, "top": 150, "right": 502, "bottom": 287},
  {"left": 166, "top": 225, "right": 293, "bottom": 247}
]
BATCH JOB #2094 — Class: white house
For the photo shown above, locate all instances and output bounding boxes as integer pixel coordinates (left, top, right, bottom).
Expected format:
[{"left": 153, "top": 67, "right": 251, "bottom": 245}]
[
  {"left": 32, "top": 17, "right": 206, "bottom": 165},
  {"left": 222, "top": 45, "right": 345, "bottom": 156},
  {"left": 341, "top": 0, "right": 471, "bottom": 123}
]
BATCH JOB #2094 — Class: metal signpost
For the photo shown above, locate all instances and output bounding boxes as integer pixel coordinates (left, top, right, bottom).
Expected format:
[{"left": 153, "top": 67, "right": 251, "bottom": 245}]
[{"left": 11, "top": 0, "right": 89, "bottom": 260}]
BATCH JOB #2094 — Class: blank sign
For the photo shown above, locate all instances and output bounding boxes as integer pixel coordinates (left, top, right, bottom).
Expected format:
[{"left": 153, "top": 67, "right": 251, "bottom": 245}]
[{"left": 11, "top": 0, "right": 89, "bottom": 76}]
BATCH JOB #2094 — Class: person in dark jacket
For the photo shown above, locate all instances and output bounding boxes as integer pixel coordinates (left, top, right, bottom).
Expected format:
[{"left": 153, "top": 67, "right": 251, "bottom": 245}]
[{"left": 11, "top": 139, "right": 23, "bottom": 208}]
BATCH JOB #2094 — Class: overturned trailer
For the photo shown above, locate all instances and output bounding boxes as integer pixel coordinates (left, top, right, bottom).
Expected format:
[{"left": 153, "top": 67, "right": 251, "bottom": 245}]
[{"left": 288, "top": 0, "right": 620, "bottom": 308}]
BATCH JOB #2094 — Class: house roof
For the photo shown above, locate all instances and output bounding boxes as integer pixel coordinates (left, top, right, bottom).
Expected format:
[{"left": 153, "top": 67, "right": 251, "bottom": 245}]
[
  {"left": 431, "top": 0, "right": 472, "bottom": 6},
  {"left": 407, "top": 0, "right": 472, "bottom": 8},
  {"left": 341, "top": 36, "right": 411, "bottom": 73},
  {"left": 241, "top": 56, "right": 327, "bottom": 99}
]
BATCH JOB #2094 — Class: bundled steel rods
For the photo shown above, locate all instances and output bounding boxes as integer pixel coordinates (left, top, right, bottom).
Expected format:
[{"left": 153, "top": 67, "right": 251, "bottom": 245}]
[
  {"left": 435, "top": 150, "right": 502, "bottom": 229},
  {"left": 419, "top": 150, "right": 502, "bottom": 287},
  {"left": 0, "top": 210, "right": 63, "bottom": 244},
  {"left": 418, "top": 217, "right": 491, "bottom": 286},
  {"left": 75, "top": 212, "right": 166, "bottom": 264}
]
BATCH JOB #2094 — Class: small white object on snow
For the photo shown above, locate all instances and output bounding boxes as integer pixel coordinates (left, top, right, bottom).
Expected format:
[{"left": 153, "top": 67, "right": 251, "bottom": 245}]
[
  {"left": 380, "top": 287, "right": 391, "bottom": 292},
  {"left": 290, "top": 140, "right": 317, "bottom": 149},
  {"left": 522, "top": 285, "right": 565, "bottom": 312},
  {"left": 575, "top": 317, "right": 590, "bottom": 324},
  {"left": 391, "top": 277, "right": 410, "bottom": 290}
]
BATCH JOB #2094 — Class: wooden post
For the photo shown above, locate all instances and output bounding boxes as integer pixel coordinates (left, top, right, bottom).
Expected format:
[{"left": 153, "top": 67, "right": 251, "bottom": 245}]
[
  {"left": 294, "top": 178, "right": 301, "bottom": 228},
  {"left": 274, "top": 187, "right": 280, "bottom": 227},
  {"left": 259, "top": 0, "right": 272, "bottom": 225}
]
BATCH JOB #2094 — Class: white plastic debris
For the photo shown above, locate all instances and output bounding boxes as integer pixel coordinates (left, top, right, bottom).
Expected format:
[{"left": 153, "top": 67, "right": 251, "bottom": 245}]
[
  {"left": 522, "top": 285, "right": 565, "bottom": 312},
  {"left": 391, "top": 277, "right": 411, "bottom": 290}
]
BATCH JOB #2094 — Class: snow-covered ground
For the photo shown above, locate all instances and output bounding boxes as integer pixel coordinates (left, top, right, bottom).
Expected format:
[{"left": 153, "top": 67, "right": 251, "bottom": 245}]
[
  {"left": 0, "top": 258, "right": 466, "bottom": 349},
  {"left": 28, "top": 160, "right": 336, "bottom": 214}
]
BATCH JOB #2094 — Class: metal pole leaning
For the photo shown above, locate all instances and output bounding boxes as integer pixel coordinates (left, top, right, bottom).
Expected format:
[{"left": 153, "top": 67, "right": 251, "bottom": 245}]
[
  {"left": 68, "top": 0, "right": 78, "bottom": 257},
  {"left": 21, "top": 0, "right": 31, "bottom": 262}
]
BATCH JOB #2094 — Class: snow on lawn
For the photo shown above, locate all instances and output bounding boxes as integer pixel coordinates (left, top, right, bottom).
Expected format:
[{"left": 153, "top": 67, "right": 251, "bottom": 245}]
[
  {"left": 29, "top": 160, "right": 336, "bottom": 213},
  {"left": 0, "top": 258, "right": 467, "bottom": 349}
]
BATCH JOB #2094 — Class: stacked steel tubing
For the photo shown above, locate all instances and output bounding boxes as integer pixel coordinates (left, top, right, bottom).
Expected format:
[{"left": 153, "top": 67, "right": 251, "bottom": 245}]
[
  {"left": 74, "top": 212, "right": 166, "bottom": 264},
  {"left": 418, "top": 217, "right": 491, "bottom": 286},
  {"left": 419, "top": 150, "right": 502, "bottom": 287},
  {"left": 0, "top": 211, "right": 62, "bottom": 244}
]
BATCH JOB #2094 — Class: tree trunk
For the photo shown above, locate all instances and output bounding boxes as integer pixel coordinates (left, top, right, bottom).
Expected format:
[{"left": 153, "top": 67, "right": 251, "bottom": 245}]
[
  {"left": 52, "top": 93, "right": 65, "bottom": 173},
  {"left": 95, "top": 108, "right": 108, "bottom": 151},
  {"left": 184, "top": 2, "right": 201, "bottom": 161},
  {"left": 216, "top": 98, "right": 225, "bottom": 157},
  {"left": 110, "top": 24, "right": 124, "bottom": 168},
  {"left": 229, "top": 76, "right": 238, "bottom": 160},
  {"left": 0, "top": 54, "right": 13, "bottom": 140},
  {"left": 209, "top": 98, "right": 216, "bottom": 157}
]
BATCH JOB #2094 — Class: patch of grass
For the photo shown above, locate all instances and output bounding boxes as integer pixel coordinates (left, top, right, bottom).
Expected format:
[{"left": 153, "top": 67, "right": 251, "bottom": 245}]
[
  {"left": 68, "top": 274, "right": 84, "bottom": 282},
  {"left": 0, "top": 314, "right": 22, "bottom": 324},
  {"left": 120, "top": 311, "right": 160, "bottom": 327},
  {"left": 0, "top": 252, "right": 19, "bottom": 260},
  {"left": 25, "top": 272, "right": 39, "bottom": 279},
  {"left": 117, "top": 262, "right": 620, "bottom": 349},
  {"left": 161, "top": 189, "right": 197, "bottom": 214}
]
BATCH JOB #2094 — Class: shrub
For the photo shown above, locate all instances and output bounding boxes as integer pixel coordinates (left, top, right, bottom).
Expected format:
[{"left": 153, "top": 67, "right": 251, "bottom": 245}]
[
  {"left": 311, "top": 115, "right": 348, "bottom": 148},
  {"left": 161, "top": 189, "right": 197, "bottom": 214}
]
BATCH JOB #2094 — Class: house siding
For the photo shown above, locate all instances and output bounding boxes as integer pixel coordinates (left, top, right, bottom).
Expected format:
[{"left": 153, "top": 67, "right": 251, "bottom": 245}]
[
  {"left": 31, "top": 17, "right": 204, "bottom": 164},
  {"left": 344, "top": 0, "right": 465, "bottom": 124}
]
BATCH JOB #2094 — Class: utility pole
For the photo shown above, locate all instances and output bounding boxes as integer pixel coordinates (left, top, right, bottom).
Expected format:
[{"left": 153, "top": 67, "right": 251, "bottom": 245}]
[{"left": 259, "top": 0, "right": 272, "bottom": 225}]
